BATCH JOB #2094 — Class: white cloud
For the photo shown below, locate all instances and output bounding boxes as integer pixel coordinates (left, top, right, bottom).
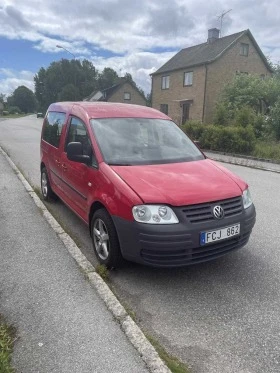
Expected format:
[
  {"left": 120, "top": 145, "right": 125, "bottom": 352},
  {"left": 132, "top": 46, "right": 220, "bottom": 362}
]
[
  {"left": 1, "top": 0, "right": 280, "bottom": 95},
  {"left": 0, "top": 68, "right": 34, "bottom": 95},
  {"left": 90, "top": 51, "right": 176, "bottom": 94}
]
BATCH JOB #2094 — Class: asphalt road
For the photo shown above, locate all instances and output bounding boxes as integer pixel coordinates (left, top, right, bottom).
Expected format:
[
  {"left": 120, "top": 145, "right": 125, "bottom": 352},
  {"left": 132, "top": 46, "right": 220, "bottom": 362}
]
[{"left": 1, "top": 115, "right": 280, "bottom": 373}]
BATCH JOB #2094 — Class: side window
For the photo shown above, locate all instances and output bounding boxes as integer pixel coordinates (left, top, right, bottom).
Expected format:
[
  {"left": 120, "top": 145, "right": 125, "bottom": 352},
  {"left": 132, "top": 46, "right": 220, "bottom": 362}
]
[
  {"left": 66, "top": 117, "right": 97, "bottom": 167},
  {"left": 42, "top": 111, "right": 66, "bottom": 148}
]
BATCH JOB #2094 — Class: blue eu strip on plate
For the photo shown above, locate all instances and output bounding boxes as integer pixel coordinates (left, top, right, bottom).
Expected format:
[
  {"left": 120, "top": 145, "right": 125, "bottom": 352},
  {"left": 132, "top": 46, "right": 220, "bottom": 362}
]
[{"left": 200, "top": 232, "right": 206, "bottom": 246}]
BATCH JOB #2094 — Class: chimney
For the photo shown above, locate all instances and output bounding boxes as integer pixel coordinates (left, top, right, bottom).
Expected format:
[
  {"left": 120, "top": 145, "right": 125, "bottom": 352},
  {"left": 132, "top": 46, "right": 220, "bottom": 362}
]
[{"left": 207, "top": 28, "right": 220, "bottom": 43}]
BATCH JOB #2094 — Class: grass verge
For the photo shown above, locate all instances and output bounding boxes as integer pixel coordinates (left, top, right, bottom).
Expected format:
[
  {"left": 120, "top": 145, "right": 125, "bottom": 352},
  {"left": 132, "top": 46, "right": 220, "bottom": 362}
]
[
  {"left": 0, "top": 315, "right": 16, "bottom": 373},
  {"left": 252, "top": 140, "right": 280, "bottom": 161},
  {"left": 146, "top": 334, "right": 190, "bottom": 373},
  {"left": 0, "top": 114, "right": 30, "bottom": 119}
]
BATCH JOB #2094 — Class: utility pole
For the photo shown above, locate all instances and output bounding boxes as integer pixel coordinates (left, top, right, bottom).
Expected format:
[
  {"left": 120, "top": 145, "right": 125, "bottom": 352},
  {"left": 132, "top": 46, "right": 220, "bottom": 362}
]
[{"left": 217, "top": 9, "right": 232, "bottom": 37}]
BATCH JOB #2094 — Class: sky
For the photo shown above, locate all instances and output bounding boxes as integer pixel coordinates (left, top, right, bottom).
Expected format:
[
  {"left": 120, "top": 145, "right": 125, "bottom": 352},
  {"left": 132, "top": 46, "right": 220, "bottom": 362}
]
[{"left": 0, "top": 0, "right": 280, "bottom": 97}]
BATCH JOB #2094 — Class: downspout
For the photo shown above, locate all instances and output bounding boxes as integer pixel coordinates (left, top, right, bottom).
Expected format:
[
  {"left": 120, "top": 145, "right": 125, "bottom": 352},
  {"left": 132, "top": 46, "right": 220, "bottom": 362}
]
[
  {"left": 150, "top": 75, "right": 153, "bottom": 108},
  {"left": 202, "top": 63, "right": 208, "bottom": 123}
]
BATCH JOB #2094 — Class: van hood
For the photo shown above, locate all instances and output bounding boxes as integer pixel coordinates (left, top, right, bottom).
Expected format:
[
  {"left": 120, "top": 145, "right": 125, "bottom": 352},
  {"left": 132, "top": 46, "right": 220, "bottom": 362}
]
[{"left": 111, "top": 159, "right": 246, "bottom": 206}]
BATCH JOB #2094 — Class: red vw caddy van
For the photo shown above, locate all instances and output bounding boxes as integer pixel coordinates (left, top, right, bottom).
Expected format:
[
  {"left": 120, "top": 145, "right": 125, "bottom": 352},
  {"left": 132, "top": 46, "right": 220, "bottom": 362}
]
[{"left": 40, "top": 102, "right": 256, "bottom": 268}]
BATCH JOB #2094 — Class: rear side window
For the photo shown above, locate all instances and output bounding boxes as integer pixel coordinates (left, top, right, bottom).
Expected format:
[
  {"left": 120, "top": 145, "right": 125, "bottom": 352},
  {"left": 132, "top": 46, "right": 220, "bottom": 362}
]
[{"left": 42, "top": 111, "right": 66, "bottom": 148}]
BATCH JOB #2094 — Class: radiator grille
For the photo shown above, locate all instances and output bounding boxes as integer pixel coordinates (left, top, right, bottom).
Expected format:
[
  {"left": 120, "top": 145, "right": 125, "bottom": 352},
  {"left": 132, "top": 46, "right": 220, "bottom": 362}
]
[{"left": 182, "top": 196, "right": 243, "bottom": 224}]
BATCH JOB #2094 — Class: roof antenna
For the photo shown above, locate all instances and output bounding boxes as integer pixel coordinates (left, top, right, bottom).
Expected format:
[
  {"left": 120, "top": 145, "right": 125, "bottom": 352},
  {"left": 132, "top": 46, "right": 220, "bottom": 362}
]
[{"left": 217, "top": 9, "right": 232, "bottom": 37}]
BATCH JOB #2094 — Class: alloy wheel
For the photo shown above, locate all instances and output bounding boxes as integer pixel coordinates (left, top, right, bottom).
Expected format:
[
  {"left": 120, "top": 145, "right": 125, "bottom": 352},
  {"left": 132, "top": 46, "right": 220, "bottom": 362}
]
[{"left": 93, "top": 218, "right": 110, "bottom": 260}]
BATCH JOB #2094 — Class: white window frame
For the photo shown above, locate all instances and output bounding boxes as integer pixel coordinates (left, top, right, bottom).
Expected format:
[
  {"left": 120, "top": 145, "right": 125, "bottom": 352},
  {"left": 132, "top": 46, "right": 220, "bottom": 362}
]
[
  {"left": 184, "top": 71, "right": 193, "bottom": 86},
  {"left": 240, "top": 43, "right": 249, "bottom": 56},
  {"left": 124, "top": 92, "right": 131, "bottom": 100},
  {"left": 161, "top": 76, "right": 170, "bottom": 90}
]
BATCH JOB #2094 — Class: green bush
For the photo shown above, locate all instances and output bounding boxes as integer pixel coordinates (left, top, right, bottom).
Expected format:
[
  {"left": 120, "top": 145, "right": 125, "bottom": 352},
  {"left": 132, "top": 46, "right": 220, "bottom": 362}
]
[
  {"left": 253, "top": 114, "right": 267, "bottom": 138},
  {"left": 213, "top": 102, "right": 231, "bottom": 126},
  {"left": 269, "top": 98, "right": 280, "bottom": 140},
  {"left": 2, "top": 111, "right": 9, "bottom": 116},
  {"left": 234, "top": 106, "right": 256, "bottom": 128},
  {"left": 8, "top": 106, "right": 21, "bottom": 114},
  {"left": 182, "top": 120, "right": 204, "bottom": 141},
  {"left": 183, "top": 122, "right": 256, "bottom": 154}
]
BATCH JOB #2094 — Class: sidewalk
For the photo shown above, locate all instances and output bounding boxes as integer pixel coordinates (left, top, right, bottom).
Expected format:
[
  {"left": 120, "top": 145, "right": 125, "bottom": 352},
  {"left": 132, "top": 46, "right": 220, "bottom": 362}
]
[
  {"left": 0, "top": 151, "right": 154, "bottom": 373},
  {"left": 204, "top": 150, "right": 280, "bottom": 173}
]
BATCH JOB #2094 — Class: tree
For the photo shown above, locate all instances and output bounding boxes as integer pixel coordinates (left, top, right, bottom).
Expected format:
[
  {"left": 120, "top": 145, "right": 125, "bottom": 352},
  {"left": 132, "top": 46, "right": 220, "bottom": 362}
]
[
  {"left": 97, "top": 67, "right": 119, "bottom": 90},
  {"left": 9, "top": 86, "right": 37, "bottom": 113},
  {"left": 57, "top": 84, "right": 79, "bottom": 101},
  {"left": 146, "top": 92, "right": 152, "bottom": 107},
  {"left": 0, "top": 93, "right": 5, "bottom": 104},
  {"left": 214, "top": 72, "right": 280, "bottom": 139},
  {"left": 34, "top": 59, "right": 98, "bottom": 113},
  {"left": 34, "top": 59, "right": 146, "bottom": 112}
]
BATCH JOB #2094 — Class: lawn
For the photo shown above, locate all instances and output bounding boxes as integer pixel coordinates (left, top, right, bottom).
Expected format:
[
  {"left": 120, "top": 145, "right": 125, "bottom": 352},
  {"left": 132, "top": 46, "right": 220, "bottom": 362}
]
[{"left": 0, "top": 315, "right": 15, "bottom": 373}]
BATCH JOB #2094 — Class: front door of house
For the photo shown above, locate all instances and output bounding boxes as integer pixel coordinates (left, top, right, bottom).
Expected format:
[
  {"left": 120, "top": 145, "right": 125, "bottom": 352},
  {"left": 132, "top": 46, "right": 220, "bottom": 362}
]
[{"left": 182, "top": 103, "right": 190, "bottom": 124}]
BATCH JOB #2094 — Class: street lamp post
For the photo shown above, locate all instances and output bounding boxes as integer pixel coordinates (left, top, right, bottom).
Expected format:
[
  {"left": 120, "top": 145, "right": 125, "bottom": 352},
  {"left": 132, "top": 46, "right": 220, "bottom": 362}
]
[
  {"left": 56, "top": 45, "right": 76, "bottom": 59},
  {"left": 56, "top": 45, "right": 77, "bottom": 100}
]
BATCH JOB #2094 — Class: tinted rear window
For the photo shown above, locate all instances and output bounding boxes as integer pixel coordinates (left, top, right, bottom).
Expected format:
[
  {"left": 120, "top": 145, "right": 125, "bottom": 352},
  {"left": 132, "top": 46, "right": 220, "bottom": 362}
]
[{"left": 42, "top": 111, "right": 66, "bottom": 148}]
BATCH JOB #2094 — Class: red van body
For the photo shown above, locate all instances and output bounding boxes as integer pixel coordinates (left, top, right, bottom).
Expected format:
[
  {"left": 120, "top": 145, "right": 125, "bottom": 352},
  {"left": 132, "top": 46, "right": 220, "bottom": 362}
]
[{"left": 40, "top": 102, "right": 256, "bottom": 267}]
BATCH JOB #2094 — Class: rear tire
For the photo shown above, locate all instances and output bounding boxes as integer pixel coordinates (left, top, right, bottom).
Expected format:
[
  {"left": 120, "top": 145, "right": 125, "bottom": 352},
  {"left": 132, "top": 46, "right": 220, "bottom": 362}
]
[
  {"left": 91, "top": 209, "right": 123, "bottom": 268},
  {"left": 41, "top": 167, "right": 57, "bottom": 201}
]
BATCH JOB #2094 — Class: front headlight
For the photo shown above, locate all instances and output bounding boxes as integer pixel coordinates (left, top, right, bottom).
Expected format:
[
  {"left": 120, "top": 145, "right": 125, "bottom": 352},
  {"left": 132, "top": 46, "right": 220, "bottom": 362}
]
[
  {"left": 132, "top": 205, "right": 179, "bottom": 224},
  {"left": 242, "top": 188, "right": 253, "bottom": 209}
]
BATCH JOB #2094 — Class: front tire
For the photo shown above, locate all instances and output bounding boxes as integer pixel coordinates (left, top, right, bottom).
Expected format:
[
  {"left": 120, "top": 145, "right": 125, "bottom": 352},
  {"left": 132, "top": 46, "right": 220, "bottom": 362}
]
[
  {"left": 91, "top": 209, "right": 123, "bottom": 268},
  {"left": 41, "top": 167, "right": 57, "bottom": 201}
]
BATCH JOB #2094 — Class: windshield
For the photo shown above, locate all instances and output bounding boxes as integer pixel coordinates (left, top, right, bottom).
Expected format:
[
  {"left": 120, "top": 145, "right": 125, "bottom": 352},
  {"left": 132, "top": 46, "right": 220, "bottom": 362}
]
[{"left": 90, "top": 118, "right": 204, "bottom": 165}]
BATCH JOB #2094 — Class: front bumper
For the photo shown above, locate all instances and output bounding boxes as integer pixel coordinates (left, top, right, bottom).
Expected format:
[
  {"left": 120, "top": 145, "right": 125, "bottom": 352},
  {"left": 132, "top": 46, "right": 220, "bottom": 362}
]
[{"left": 112, "top": 199, "right": 256, "bottom": 268}]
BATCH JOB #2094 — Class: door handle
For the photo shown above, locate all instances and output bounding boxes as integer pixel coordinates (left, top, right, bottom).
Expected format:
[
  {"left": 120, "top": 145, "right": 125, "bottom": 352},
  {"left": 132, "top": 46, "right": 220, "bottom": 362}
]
[
  {"left": 61, "top": 164, "right": 67, "bottom": 171},
  {"left": 55, "top": 159, "right": 61, "bottom": 166}
]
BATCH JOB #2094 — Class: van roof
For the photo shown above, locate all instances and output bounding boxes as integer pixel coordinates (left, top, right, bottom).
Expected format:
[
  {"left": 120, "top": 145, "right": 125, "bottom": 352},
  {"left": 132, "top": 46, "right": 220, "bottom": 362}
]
[{"left": 47, "top": 102, "right": 170, "bottom": 120}]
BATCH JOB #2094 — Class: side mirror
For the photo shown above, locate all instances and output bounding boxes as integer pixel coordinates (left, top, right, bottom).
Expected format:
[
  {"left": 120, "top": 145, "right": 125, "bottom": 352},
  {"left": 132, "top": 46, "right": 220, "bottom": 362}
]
[{"left": 67, "top": 142, "right": 90, "bottom": 165}]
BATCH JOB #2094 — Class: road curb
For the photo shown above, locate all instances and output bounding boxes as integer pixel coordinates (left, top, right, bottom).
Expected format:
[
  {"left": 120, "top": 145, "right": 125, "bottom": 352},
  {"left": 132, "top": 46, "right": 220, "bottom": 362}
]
[
  {"left": 208, "top": 157, "right": 280, "bottom": 174},
  {"left": 0, "top": 146, "right": 171, "bottom": 373},
  {"left": 205, "top": 152, "right": 280, "bottom": 174}
]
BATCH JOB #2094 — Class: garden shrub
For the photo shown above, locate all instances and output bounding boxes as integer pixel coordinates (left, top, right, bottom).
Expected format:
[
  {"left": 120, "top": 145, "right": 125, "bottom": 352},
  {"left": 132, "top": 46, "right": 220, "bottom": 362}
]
[
  {"left": 8, "top": 106, "right": 21, "bottom": 114},
  {"left": 182, "top": 121, "right": 256, "bottom": 154},
  {"left": 213, "top": 102, "right": 231, "bottom": 126},
  {"left": 182, "top": 120, "right": 204, "bottom": 141}
]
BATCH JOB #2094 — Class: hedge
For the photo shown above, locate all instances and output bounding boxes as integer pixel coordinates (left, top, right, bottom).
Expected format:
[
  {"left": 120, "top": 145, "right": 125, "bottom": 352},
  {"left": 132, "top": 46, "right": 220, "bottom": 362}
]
[{"left": 182, "top": 122, "right": 256, "bottom": 154}]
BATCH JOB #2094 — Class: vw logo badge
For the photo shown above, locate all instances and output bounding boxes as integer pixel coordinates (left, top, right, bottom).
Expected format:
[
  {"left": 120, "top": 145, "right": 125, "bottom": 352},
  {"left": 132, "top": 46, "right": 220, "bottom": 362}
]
[{"left": 213, "top": 205, "right": 224, "bottom": 220}]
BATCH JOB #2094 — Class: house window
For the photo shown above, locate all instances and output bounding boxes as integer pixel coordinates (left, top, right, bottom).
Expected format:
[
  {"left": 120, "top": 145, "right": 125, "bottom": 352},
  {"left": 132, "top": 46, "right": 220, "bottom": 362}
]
[
  {"left": 240, "top": 43, "right": 249, "bottom": 56},
  {"left": 161, "top": 76, "right": 170, "bottom": 89},
  {"left": 124, "top": 92, "right": 131, "bottom": 100},
  {"left": 160, "top": 104, "right": 168, "bottom": 115},
  {"left": 184, "top": 71, "right": 193, "bottom": 86}
]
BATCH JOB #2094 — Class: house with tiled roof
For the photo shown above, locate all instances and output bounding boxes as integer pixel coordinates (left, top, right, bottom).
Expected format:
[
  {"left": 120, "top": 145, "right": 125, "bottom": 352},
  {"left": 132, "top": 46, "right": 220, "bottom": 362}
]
[
  {"left": 151, "top": 28, "right": 272, "bottom": 124},
  {"left": 84, "top": 78, "right": 146, "bottom": 106}
]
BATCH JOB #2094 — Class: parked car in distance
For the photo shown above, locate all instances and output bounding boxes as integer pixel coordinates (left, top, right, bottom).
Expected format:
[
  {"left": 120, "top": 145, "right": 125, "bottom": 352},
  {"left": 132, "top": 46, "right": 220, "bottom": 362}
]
[
  {"left": 40, "top": 102, "right": 256, "bottom": 268},
  {"left": 37, "top": 112, "right": 44, "bottom": 118}
]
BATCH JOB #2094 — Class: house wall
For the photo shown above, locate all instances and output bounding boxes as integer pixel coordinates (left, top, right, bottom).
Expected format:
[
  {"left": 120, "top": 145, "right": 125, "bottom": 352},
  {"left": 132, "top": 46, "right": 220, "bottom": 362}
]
[
  {"left": 152, "top": 65, "right": 206, "bottom": 124},
  {"left": 204, "top": 34, "right": 272, "bottom": 123},
  {"left": 108, "top": 82, "right": 146, "bottom": 106},
  {"left": 152, "top": 33, "right": 272, "bottom": 124}
]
